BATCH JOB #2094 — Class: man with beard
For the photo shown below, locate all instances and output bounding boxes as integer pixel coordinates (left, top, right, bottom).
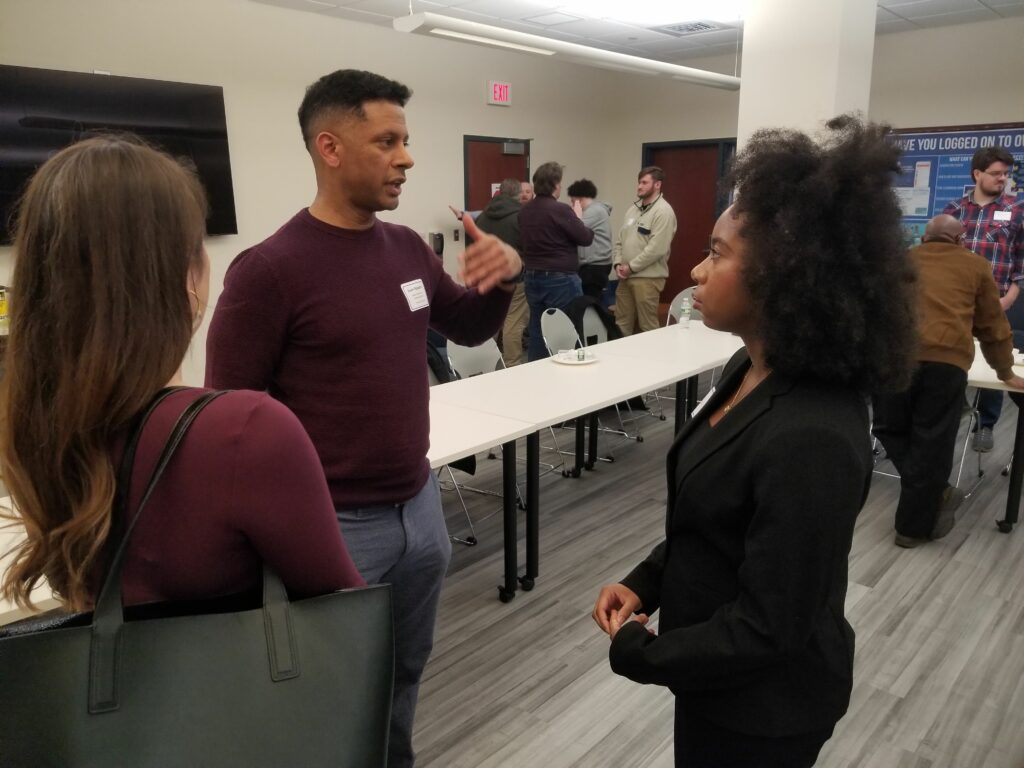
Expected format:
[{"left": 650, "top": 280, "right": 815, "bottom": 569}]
[{"left": 944, "top": 147, "right": 1024, "bottom": 452}]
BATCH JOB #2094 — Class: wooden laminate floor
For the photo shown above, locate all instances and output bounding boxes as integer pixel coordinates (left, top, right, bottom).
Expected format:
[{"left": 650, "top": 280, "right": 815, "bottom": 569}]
[{"left": 417, "top": 380, "right": 1024, "bottom": 767}]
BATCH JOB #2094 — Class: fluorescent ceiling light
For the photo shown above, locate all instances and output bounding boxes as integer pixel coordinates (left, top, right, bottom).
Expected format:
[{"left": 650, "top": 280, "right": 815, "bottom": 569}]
[
  {"left": 393, "top": 12, "right": 740, "bottom": 90},
  {"left": 551, "top": 0, "right": 746, "bottom": 27},
  {"left": 430, "top": 28, "right": 556, "bottom": 55}
]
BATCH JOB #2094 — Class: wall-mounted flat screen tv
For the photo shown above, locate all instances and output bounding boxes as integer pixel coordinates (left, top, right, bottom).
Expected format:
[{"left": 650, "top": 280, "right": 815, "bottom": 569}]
[{"left": 0, "top": 65, "right": 238, "bottom": 243}]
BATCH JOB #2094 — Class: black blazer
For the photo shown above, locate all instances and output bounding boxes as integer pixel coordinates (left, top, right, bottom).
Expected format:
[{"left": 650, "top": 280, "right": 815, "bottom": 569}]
[{"left": 609, "top": 349, "right": 871, "bottom": 737}]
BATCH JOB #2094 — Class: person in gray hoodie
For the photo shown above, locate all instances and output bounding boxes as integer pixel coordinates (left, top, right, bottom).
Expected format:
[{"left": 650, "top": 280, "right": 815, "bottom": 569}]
[{"left": 568, "top": 178, "right": 613, "bottom": 300}]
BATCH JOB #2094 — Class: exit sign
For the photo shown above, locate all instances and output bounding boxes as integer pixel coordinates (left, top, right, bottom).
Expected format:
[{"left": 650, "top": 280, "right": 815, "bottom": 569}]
[{"left": 488, "top": 80, "right": 512, "bottom": 107}]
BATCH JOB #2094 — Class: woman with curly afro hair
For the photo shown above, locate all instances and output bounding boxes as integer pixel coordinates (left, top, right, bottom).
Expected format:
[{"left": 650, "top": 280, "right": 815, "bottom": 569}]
[{"left": 593, "top": 115, "right": 916, "bottom": 766}]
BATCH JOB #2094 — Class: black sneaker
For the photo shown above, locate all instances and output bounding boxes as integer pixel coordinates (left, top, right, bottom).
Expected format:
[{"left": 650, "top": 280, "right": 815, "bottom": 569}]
[{"left": 932, "top": 486, "right": 964, "bottom": 540}]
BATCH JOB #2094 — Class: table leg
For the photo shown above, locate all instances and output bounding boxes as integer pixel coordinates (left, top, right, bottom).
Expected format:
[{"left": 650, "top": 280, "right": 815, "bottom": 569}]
[
  {"left": 586, "top": 411, "right": 599, "bottom": 470},
  {"left": 999, "top": 393, "right": 1024, "bottom": 533},
  {"left": 569, "top": 416, "right": 584, "bottom": 478},
  {"left": 521, "top": 431, "right": 540, "bottom": 590},
  {"left": 498, "top": 438, "right": 518, "bottom": 602},
  {"left": 675, "top": 376, "right": 698, "bottom": 434}
]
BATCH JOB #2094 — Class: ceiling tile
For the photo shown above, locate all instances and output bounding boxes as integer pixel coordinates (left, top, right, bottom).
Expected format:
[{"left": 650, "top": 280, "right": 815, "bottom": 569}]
[
  {"left": 696, "top": 43, "right": 743, "bottom": 57},
  {"left": 687, "top": 28, "right": 741, "bottom": 45},
  {"left": 876, "top": 6, "right": 904, "bottom": 20},
  {"left": 522, "top": 11, "right": 582, "bottom": 25},
  {"left": 980, "top": 0, "right": 1024, "bottom": 7},
  {"left": 910, "top": 7, "right": 1001, "bottom": 23},
  {"left": 325, "top": 5, "right": 393, "bottom": 22},
  {"left": 453, "top": 0, "right": 557, "bottom": 18},
  {"left": 530, "top": 17, "right": 624, "bottom": 35},
  {"left": 876, "top": 18, "right": 922, "bottom": 31},
  {"left": 880, "top": 0, "right": 983, "bottom": 15}
]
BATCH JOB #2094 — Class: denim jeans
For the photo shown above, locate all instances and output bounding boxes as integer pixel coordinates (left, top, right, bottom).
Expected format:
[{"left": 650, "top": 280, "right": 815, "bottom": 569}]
[
  {"left": 335, "top": 474, "right": 451, "bottom": 768},
  {"left": 524, "top": 270, "right": 583, "bottom": 361}
]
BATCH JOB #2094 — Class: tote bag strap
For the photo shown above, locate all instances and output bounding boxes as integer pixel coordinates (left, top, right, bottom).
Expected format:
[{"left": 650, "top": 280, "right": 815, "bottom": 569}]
[
  {"left": 89, "top": 390, "right": 226, "bottom": 713},
  {"left": 106, "top": 386, "right": 188, "bottom": 559}
]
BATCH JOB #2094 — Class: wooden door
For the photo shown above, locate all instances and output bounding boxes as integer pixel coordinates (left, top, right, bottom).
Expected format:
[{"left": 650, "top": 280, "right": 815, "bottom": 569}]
[
  {"left": 464, "top": 136, "right": 531, "bottom": 211},
  {"left": 644, "top": 141, "right": 734, "bottom": 305}
]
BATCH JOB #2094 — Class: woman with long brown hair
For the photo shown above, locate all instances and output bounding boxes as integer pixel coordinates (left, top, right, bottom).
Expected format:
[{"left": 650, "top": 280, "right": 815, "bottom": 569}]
[{"left": 1, "top": 135, "right": 363, "bottom": 612}]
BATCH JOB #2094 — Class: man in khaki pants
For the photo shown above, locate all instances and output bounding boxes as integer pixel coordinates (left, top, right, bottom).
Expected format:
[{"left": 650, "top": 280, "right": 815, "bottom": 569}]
[{"left": 613, "top": 166, "right": 678, "bottom": 335}]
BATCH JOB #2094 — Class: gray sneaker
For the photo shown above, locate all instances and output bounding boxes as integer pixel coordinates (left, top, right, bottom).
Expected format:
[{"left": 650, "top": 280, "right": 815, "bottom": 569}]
[{"left": 972, "top": 427, "right": 994, "bottom": 452}]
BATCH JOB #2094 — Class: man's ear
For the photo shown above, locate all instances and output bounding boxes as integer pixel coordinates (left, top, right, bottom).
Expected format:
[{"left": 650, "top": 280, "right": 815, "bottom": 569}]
[{"left": 314, "top": 131, "right": 343, "bottom": 169}]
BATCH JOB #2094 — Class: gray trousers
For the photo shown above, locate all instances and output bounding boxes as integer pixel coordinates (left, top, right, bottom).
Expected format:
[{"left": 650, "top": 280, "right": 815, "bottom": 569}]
[{"left": 336, "top": 474, "right": 451, "bottom": 768}]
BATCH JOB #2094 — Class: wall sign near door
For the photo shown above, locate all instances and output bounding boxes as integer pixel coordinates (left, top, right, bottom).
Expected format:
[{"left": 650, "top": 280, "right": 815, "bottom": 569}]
[{"left": 488, "top": 80, "right": 512, "bottom": 106}]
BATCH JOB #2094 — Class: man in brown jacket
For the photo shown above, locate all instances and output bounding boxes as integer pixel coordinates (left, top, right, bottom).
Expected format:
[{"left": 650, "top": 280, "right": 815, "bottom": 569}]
[{"left": 873, "top": 214, "right": 1024, "bottom": 547}]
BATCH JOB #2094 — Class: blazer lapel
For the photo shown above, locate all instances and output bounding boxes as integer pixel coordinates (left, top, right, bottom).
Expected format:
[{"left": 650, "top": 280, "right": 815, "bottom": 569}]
[{"left": 666, "top": 355, "right": 796, "bottom": 529}]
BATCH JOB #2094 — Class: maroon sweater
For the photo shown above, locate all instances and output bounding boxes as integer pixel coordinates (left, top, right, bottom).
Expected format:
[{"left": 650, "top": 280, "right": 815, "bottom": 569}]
[
  {"left": 114, "top": 388, "right": 364, "bottom": 606},
  {"left": 206, "top": 210, "right": 510, "bottom": 508},
  {"left": 518, "top": 194, "right": 594, "bottom": 273}
]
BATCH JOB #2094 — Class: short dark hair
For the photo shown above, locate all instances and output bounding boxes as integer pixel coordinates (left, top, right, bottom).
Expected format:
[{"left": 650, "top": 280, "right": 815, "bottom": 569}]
[
  {"left": 638, "top": 166, "right": 664, "bottom": 183},
  {"left": 971, "top": 146, "right": 1013, "bottom": 174},
  {"left": 298, "top": 69, "right": 412, "bottom": 146},
  {"left": 532, "top": 162, "right": 564, "bottom": 196},
  {"left": 567, "top": 178, "right": 597, "bottom": 198},
  {"left": 499, "top": 178, "right": 521, "bottom": 199},
  {"left": 726, "top": 114, "right": 916, "bottom": 393}
]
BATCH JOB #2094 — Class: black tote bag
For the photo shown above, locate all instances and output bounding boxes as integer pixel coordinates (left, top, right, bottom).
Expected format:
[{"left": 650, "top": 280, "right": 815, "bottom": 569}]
[{"left": 0, "top": 391, "right": 394, "bottom": 767}]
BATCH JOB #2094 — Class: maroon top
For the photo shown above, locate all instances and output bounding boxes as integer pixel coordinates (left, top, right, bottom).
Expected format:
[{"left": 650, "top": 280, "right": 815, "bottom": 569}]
[
  {"left": 518, "top": 194, "right": 594, "bottom": 273},
  {"left": 114, "top": 388, "right": 364, "bottom": 606},
  {"left": 206, "top": 210, "right": 510, "bottom": 508}
]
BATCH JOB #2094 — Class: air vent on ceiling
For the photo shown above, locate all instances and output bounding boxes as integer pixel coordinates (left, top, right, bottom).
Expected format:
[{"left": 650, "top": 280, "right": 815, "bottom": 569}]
[{"left": 653, "top": 21, "right": 723, "bottom": 37}]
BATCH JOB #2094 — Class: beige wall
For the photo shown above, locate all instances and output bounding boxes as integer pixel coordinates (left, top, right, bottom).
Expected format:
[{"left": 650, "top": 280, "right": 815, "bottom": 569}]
[
  {"left": 1, "top": 0, "right": 1022, "bottom": 382},
  {"left": 869, "top": 17, "right": 1024, "bottom": 127}
]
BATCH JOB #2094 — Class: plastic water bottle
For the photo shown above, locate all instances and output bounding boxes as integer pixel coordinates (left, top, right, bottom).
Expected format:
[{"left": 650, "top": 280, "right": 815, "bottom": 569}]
[{"left": 679, "top": 296, "right": 691, "bottom": 328}]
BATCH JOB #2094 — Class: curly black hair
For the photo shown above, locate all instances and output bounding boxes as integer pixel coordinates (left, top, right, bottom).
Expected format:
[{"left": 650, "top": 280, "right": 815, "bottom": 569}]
[
  {"left": 298, "top": 69, "right": 411, "bottom": 146},
  {"left": 567, "top": 178, "right": 597, "bottom": 198},
  {"left": 727, "top": 114, "right": 916, "bottom": 393}
]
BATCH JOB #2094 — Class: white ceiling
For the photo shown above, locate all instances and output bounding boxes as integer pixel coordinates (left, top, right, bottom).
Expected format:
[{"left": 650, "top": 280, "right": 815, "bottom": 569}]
[{"left": 252, "top": 0, "right": 1024, "bottom": 64}]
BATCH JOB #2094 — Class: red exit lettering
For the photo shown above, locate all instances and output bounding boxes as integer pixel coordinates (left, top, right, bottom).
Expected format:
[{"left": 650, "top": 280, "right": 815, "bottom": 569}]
[{"left": 493, "top": 83, "right": 509, "bottom": 102}]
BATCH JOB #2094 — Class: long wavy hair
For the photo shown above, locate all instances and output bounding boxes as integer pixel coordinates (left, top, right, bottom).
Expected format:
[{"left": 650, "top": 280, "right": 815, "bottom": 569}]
[{"left": 0, "top": 135, "right": 207, "bottom": 611}]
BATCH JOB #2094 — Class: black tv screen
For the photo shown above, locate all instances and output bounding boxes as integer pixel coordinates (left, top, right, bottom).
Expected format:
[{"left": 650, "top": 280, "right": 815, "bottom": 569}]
[{"left": 0, "top": 65, "right": 238, "bottom": 243}]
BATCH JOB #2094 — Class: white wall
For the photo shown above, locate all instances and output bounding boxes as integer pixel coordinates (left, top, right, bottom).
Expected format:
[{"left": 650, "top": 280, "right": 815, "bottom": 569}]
[{"left": 1, "top": 0, "right": 1022, "bottom": 383}]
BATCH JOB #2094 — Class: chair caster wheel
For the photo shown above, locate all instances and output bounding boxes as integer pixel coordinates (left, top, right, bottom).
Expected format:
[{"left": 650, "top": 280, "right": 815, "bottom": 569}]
[
  {"left": 498, "top": 587, "right": 516, "bottom": 603},
  {"left": 636, "top": 435, "right": 644, "bottom": 443},
  {"left": 659, "top": 415, "right": 666, "bottom": 421},
  {"left": 997, "top": 520, "right": 1014, "bottom": 533},
  {"left": 517, "top": 501, "right": 526, "bottom": 510},
  {"left": 604, "top": 455, "right": 615, "bottom": 463},
  {"left": 519, "top": 577, "right": 535, "bottom": 591},
  {"left": 466, "top": 536, "right": 478, "bottom": 546},
  {"left": 1002, "top": 467, "right": 1010, "bottom": 476},
  {"left": 562, "top": 470, "right": 571, "bottom": 477}
]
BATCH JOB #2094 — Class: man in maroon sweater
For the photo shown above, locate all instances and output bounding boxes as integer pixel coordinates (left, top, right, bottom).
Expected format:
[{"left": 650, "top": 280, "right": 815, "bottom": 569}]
[{"left": 206, "top": 69, "right": 520, "bottom": 768}]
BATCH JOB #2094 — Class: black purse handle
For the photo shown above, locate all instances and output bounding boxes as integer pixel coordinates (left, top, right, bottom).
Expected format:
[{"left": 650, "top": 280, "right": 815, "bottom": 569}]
[{"left": 89, "top": 389, "right": 226, "bottom": 714}]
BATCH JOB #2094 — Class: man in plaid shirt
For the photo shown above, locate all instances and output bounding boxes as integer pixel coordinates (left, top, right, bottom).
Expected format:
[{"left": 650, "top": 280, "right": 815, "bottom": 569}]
[{"left": 943, "top": 146, "right": 1024, "bottom": 452}]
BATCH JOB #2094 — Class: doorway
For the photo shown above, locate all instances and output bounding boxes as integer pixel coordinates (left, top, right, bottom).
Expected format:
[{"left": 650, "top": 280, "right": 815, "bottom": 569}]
[
  {"left": 641, "top": 139, "right": 735, "bottom": 306},
  {"left": 464, "top": 136, "right": 531, "bottom": 212}
]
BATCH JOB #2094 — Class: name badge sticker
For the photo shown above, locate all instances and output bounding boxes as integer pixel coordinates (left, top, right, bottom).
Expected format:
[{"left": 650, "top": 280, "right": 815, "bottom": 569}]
[
  {"left": 401, "top": 279, "right": 430, "bottom": 312},
  {"left": 994, "top": 210, "right": 1011, "bottom": 222}
]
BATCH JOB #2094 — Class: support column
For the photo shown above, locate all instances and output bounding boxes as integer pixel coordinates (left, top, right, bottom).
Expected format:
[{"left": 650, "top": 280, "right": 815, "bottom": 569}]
[{"left": 737, "top": 0, "right": 877, "bottom": 148}]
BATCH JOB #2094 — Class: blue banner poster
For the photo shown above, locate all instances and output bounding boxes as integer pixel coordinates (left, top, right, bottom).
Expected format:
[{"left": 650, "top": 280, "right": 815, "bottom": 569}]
[{"left": 892, "top": 126, "right": 1024, "bottom": 245}]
